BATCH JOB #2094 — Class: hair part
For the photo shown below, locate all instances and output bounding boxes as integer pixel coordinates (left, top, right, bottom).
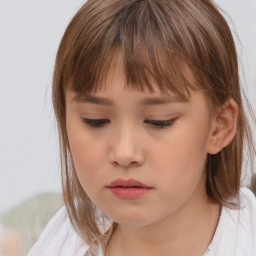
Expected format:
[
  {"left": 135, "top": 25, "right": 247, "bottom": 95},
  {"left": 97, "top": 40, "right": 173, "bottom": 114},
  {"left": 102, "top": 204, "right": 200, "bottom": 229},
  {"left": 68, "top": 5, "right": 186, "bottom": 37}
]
[{"left": 52, "top": 0, "right": 255, "bottom": 253}]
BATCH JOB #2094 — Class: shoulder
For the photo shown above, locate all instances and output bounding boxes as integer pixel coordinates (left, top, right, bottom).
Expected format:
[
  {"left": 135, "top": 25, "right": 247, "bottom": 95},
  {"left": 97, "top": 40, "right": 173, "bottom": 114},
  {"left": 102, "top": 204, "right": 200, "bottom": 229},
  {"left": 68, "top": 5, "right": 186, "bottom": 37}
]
[
  {"left": 240, "top": 186, "right": 256, "bottom": 209},
  {"left": 231, "top": 187, "right": 256, "bottom": 231},
  {"left": 238, "top": 187, "right": 256, "bottom": 237},
  {"left": 27, "top": 206, "right": 89, "bottom": 256},
  {"left": 208, "top": 187, "right": 256, "bottom": 256}
]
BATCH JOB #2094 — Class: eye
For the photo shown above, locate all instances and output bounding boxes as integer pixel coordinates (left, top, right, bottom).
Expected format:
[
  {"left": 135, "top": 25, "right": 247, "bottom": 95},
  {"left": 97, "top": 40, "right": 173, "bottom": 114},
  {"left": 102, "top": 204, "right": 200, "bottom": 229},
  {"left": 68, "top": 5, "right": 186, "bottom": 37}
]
[
  {"left": 82, "top": 117, "right": 178, "bottom": 129},
  {"left": 82, "top": 118, "right": 110, "bottom": 128},
  {"left": 144, "top": 117, "right": 178, "bottom": 129}
]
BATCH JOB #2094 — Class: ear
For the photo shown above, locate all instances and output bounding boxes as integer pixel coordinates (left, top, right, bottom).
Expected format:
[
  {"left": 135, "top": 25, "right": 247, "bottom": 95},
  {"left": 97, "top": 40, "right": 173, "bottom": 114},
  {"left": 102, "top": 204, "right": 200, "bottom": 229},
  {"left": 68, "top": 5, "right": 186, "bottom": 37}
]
[{"left": 207, "top": 98, "right": 239, "bottom": 155}]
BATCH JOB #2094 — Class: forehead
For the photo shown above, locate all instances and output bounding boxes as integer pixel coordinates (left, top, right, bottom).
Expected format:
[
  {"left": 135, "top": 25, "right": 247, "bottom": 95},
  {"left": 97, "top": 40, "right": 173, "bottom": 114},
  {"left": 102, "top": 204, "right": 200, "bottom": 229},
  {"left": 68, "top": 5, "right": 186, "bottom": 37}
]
[
  {"left": 67, "top": 51, "right": 199, "bottom": 104},
  {"left": 69, "top": 90, "right": 187, "bottom": 107},
  {"left": 66, "top": 54, "right": 214, "bottom": 115},
  {"left": 67, "top": 65, "right": 208, "bottom": 109},
  {"left": 66, "top": 86, "right": 214, "bottom": 124}
]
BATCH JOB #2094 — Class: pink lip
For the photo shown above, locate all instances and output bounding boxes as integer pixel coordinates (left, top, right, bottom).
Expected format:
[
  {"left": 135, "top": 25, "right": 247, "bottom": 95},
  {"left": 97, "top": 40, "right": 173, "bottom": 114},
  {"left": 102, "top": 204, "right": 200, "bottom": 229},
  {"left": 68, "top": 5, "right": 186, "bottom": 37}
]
[
  {"left": 108, "top": 179, "right": 151, "bottom": 188},
  {"left": 107, "top": 179, "right": 152, "bottom": 199}
]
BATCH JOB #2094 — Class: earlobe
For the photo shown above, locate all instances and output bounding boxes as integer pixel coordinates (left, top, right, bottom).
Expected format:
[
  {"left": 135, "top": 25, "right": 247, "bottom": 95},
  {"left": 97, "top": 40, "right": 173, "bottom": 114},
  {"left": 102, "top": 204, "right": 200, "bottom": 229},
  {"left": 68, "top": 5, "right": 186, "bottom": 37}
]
[{"left": 207, "top": 98, "right": 239, "bottom": 155}]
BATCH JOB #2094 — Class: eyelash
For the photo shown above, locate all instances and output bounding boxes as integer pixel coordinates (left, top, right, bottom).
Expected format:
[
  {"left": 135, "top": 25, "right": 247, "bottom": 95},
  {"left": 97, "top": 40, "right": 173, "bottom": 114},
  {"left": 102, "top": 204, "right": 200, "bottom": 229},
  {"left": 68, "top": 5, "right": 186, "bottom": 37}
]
[{"left": 82, "top": 118, "right": 178, "bottom": 129}]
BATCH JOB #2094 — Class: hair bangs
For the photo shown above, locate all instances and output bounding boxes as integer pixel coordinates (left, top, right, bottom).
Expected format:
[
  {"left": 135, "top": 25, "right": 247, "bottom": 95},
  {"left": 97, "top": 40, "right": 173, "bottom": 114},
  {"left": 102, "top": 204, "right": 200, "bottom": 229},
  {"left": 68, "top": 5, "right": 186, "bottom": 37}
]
[{"left": 62, "top": 0, "right": 204, "bottom": 101}]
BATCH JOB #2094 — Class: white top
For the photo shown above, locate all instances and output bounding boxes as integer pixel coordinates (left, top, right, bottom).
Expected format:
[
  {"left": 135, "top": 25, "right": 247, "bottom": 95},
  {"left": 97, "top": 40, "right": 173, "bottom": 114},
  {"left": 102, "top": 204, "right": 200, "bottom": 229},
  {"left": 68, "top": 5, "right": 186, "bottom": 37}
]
[{"left": 27, "top": 187, "right": 256, "bottom": 256}]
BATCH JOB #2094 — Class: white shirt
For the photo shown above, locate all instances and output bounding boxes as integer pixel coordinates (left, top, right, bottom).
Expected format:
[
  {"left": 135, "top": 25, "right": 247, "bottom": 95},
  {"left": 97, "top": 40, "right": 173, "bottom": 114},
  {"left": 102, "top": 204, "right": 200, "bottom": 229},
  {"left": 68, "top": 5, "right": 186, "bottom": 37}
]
[{"left": 27, "top": 187, "right": 256, "bottom": 256}]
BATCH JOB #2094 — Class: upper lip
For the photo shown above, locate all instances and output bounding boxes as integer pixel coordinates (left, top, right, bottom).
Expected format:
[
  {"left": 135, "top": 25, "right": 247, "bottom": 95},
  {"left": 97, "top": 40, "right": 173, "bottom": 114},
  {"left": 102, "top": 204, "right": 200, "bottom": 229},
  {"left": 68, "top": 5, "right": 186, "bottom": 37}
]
[{"left": 107, "top": 179, "right": 152, "bottom": 188}]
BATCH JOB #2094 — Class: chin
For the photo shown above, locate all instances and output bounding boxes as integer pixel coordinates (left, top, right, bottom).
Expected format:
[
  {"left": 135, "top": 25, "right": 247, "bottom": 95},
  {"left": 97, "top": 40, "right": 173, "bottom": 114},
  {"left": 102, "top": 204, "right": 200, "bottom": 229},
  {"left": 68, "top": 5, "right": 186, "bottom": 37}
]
[
  {"left": 114, "top": 218, "right": 152, "bottom": 227},
  {"left": 106, "top": 210, "right": 157, "bottom": 227}
]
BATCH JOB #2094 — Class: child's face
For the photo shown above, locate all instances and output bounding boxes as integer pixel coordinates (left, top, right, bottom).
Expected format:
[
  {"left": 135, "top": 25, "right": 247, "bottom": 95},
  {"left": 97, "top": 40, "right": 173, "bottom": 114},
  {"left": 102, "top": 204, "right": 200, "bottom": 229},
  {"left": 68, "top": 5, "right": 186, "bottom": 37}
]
[{"left": 65, "top": 55, "right": 215, "bottom": 226}]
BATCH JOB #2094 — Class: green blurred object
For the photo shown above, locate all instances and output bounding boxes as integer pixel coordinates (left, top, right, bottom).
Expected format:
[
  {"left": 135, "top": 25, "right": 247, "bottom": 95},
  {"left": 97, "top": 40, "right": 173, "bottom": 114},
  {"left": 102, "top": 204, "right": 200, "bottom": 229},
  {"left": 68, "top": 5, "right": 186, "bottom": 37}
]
[{"left": 1, "top": 193, "right": 63, "bottom": 255}]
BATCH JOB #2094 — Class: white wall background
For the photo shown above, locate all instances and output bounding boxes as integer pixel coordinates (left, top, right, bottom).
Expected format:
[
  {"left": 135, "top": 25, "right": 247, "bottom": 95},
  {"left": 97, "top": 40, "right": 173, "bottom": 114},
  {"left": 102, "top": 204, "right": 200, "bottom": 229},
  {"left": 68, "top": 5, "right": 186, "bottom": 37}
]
[{"left": 0, "top": 0, "right": 256, "bottom": 214}]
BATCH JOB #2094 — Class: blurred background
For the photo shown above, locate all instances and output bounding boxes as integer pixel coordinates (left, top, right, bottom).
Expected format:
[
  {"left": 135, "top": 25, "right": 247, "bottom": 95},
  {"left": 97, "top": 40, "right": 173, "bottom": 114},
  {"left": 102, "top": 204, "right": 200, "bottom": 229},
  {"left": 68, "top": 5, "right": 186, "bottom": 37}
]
[{"left": 0, "top": 0, "right": 255, "bottom": 255}]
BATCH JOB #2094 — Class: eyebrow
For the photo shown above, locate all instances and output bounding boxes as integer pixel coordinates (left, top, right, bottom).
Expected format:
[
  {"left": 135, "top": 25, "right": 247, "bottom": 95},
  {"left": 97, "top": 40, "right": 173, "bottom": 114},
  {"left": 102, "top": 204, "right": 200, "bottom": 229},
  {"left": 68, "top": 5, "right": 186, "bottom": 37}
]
[{"left": 72, "top": 94, "right": 184, "bottom": 106}]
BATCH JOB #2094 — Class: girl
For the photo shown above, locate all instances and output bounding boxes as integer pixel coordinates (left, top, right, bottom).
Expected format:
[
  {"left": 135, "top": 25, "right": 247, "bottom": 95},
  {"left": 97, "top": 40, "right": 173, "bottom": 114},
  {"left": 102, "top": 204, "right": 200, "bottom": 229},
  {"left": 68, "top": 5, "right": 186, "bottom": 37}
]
[{"left": 27, "top": 0, "right": 256, "bottom": 255}]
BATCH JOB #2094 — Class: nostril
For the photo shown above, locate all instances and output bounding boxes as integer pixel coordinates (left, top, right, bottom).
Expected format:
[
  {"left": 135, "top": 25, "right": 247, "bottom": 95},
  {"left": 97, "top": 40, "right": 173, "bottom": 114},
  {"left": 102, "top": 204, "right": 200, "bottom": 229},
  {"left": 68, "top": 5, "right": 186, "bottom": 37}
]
[
  {"left": 113, "top": 161, "right": 119, "bottom": 166},
  {"left": 112, "top": 160, "right": 139, "bottom": 167}
]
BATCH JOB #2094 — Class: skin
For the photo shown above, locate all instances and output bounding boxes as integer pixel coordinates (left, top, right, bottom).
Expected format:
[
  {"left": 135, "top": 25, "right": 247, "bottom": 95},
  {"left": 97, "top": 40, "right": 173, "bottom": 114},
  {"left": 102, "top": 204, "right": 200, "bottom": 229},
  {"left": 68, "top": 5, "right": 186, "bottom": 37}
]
[{"left": 65, "top": 54, "right": 238, "bottom": 256}]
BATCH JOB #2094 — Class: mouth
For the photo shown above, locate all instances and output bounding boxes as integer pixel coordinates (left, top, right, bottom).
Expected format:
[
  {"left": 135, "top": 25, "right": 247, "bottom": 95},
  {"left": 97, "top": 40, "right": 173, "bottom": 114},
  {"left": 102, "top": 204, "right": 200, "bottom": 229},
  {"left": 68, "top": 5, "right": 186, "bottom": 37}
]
[
  {"left": 107, "top": 179, "right": 152, "bottom": 199},
  {"left": 107, "top": 178, "right": 152, "bottom": 188}
]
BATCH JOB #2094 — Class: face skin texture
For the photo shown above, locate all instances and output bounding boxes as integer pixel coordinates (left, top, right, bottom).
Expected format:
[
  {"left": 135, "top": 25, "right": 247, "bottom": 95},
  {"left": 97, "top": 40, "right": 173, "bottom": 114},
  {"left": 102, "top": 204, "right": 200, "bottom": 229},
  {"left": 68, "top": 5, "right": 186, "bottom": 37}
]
[{"left": 65, "top": 54, "right": 238, "bottom": 256}]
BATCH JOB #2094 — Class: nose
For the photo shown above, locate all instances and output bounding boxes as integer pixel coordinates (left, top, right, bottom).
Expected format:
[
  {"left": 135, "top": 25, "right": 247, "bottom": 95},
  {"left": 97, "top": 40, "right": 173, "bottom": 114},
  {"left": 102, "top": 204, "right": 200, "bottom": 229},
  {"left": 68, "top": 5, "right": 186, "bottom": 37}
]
[{"left": 109, "top": 125, "right": 145, "bottom": 168}]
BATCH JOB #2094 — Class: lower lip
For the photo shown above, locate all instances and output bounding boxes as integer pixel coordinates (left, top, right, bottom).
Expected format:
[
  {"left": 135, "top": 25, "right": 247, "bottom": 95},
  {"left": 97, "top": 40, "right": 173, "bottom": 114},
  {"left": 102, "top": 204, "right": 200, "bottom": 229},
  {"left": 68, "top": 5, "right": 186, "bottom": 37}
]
[{"left": 109, "top": 187, "right": 151, "bottom": 199}]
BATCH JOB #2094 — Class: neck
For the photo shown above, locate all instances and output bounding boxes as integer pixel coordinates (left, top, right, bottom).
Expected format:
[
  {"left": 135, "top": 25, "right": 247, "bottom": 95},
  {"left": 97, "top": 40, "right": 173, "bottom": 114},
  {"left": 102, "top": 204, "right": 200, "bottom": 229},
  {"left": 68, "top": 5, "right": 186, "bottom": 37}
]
[{"left": 105, "top": 183, "right": 221, "bottom": 256}]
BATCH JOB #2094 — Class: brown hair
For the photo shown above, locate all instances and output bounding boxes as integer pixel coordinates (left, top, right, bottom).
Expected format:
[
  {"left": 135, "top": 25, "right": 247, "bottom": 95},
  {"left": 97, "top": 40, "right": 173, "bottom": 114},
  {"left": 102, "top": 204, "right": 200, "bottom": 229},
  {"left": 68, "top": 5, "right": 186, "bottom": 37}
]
[{"left": 52, "top": 0, "right": 255, "bottom": 253}]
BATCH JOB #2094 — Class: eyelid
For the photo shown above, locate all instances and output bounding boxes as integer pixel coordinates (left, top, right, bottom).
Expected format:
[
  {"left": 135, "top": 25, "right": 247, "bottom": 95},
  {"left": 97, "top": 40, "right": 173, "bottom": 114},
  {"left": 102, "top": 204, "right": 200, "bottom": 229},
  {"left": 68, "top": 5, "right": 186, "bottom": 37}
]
[
  {"left": 82, "top": 117, "right": 179, "bottom": 129},
  {"left": 144, "top": 117, "right": 179, "bottom": 129},
  {"left": 82, "top": 118, "right": 110, "bottom": 128}
]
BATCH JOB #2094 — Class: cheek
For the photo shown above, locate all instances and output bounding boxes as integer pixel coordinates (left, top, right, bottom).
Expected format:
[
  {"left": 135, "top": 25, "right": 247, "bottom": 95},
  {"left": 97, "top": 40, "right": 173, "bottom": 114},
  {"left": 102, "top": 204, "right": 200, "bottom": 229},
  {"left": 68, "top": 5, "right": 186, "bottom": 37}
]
[
  {"left": 71, "top": 141, "right": 99, "bottom": 173},
  {"left": 66, "top": 122, "right": 106, "bottom": 190},
  {"left": 69, "top": 136, "right": 108, "bottom": 201},
  {"left": 151, "top": 125, "right": 208, "bottom": 193}
]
